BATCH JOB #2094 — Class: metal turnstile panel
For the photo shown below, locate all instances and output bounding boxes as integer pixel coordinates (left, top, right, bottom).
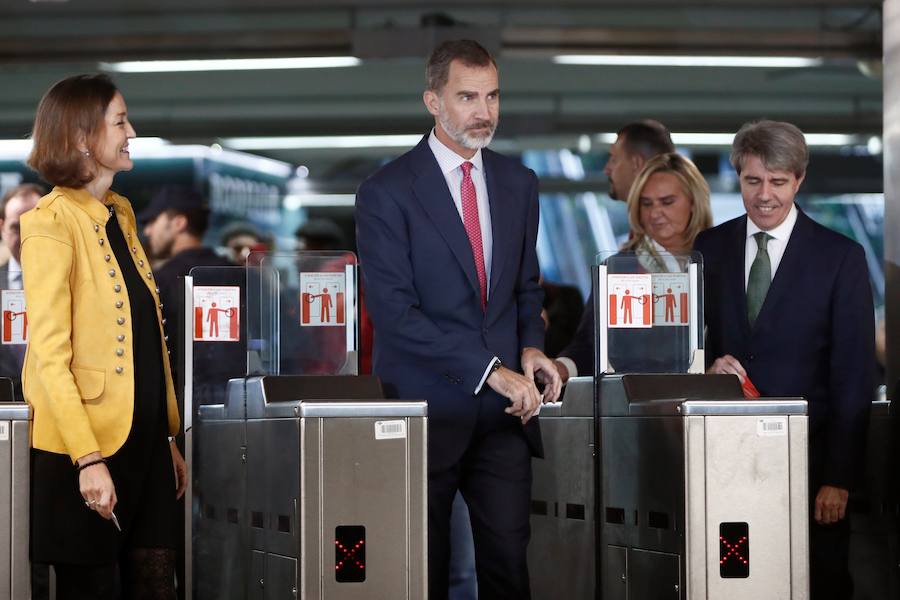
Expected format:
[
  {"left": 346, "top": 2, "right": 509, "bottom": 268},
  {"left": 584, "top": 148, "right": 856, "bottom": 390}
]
[
  {"left": 10, "top": 420, "right": 29, "bottom": 600},
  {"left": 195, "top": 419, "right": 247, "bottom": 600},
  {"left": 629, "top": 548, "right": 680, "bottom": 599},
  {"left": 701, "top": 415, "right": 793, "bottom": 599},
  {"left": 529, "top": 413, "right": 595, "bottom": 600},
  {"left": 0, "top": 420, "right": 11, "bottom": 598},
  {"left": 317, "top": 416, "right": 419, "bottom": 599},
  {"left": 605, "top": 545, "right": 627, "bottom": 600}
]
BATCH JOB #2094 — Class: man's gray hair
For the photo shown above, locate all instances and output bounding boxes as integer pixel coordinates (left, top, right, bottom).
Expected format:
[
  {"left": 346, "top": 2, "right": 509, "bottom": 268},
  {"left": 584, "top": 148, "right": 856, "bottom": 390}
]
[{"left": 730, "top": 120, "right": 809, "bottom": 177}]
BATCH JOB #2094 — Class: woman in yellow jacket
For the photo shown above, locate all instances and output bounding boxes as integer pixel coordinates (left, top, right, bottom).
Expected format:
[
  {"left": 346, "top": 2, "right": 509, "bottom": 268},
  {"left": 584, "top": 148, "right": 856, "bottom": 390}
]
[{"left": 22, "top": 74, "right": 186, "bottom": 599}]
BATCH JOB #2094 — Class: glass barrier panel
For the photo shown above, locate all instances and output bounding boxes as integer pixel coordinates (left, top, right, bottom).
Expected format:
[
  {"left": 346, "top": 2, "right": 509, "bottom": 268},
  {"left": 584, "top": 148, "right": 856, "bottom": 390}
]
[
  {"left": 248, "top": 251, "right": 358, "bottom": 376},
  {"left": 593, "top": 251, "right": 704, "bottom": 375},
  {"left": 0, "top": 268, "right": 26, "bottom": 401}
]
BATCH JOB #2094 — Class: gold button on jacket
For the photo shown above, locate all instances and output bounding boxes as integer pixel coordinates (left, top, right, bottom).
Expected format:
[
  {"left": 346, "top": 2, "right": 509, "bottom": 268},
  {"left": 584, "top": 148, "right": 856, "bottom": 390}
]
[{"left": 21, "top": 187, "right": 179, "bottom": 462}]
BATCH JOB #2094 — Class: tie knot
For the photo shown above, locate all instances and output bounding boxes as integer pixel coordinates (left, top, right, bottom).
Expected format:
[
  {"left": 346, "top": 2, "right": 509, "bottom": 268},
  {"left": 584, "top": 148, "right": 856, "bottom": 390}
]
[
  {"left": 460, "top": 161, "right": 473, "bottom": 177},
  {"left": 753, "top": 231, "right": 771, "bottom": 250}
]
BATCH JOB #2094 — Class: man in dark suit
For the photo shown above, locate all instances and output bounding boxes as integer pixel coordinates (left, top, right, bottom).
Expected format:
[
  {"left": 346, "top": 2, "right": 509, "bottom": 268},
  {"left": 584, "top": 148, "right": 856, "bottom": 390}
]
[
  {"left": 0, "top": 183, "right": 43, "bottom": 401},
  {"left": 694, "top": 120, "right": 874, "bottom": 600},
  {"left": 554, "top": 120, "right": 675, "bottom": 380},
  {"left": 356, "top": 40, "right": 562, "bottom": 600}
]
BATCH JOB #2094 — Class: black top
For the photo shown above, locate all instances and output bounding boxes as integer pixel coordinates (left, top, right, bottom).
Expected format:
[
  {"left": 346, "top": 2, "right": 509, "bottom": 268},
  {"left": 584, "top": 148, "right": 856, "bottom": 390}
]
[{"left": 31, "top": 206, "right": 176, "bottom": 565}]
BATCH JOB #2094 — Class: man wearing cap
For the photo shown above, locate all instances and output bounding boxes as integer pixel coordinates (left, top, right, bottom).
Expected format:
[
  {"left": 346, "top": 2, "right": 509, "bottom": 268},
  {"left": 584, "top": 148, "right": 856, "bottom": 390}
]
[{"left": 140, "top": 185, "right": 232, "bottom": 361}]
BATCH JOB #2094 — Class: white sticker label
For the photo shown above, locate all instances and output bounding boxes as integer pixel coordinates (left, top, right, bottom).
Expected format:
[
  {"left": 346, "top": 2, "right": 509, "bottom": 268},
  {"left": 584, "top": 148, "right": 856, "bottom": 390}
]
[
  {"left": 1, "top": 289, "right": 27, "bottom": 345},
  {"left": 607, "top": 273, "right": 653, "bottom": 328},
  {"left": 193, "top": 286, "right": 240, "bottom": 342},
  {"left": 757, "top": 417, "right": 787, "bottom": 437},
  {"left": 375, "top": 420, "right": 406, "bottom": 440},
  {"left": 0, "top": 422, "right": 8, "bottom": 441},
  {"left": 299, "top": 272, "right": 346, "bottom": 327}
]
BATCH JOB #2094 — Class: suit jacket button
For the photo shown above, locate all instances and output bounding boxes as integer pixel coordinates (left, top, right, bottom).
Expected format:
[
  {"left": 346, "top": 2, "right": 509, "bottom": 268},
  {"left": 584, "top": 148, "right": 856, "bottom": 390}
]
[
  {"left": 93, "top": 224, "right": 100, "bottom": 232},
  {"left": 108, "top": 269, "right": 116, "bottom": 277},
  {"left": 114, "top": 284, "right": 121, "bottom": 293},
  {"left": 104, "top": 254, "right": 111, "bottom": 262},
  {"left": 117, "top": 334, "right": 126, "bottom": 342},
  {"left": 116, "top": 348, "right": 124, "bottom": 357},
  {"left": 115, "top": 301, "right": 123, "bottom": 309},
  {"left": 115, "top": 366, "right": 124, "bottom": 374},
  {"left": 117, "top": 317, "right": 126, "bottom": 325}
]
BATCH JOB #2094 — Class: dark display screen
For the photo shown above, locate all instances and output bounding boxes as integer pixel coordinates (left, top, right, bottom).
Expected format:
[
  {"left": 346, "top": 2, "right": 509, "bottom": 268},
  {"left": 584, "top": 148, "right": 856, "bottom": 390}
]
[
  {"left": 719, "top": 522, "right": 750, "bottom": 578},
  {"left": 335, "top": 525, "right": 366, "bottom": 582}
]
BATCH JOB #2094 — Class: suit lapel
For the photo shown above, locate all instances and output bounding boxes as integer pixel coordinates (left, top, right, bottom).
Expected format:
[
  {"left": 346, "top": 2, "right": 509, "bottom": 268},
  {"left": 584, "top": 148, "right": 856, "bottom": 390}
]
[
  {"left": 727, "top": 216, "right": 752, "bottom": 338},
  {"left": 409, "top": 138, "right": 482, "bottom": 300},
  {"left": 752, "top": 209, "right": 811, "bottom": 328},
  {"left": 483, "top": 150, "right": 508, "bottom": 305}
]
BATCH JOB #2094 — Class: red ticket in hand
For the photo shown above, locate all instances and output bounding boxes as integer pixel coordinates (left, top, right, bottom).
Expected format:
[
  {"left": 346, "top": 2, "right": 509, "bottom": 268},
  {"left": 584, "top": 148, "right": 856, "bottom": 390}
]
[{"left": 741, "top": 377, "right": 761, "bottom": 398}]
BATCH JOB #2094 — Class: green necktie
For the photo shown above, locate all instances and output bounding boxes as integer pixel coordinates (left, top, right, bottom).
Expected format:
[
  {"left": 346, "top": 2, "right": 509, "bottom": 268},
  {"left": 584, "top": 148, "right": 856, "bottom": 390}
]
[{"left": 747, "top": 232, "right": 772, "bottom": 326}]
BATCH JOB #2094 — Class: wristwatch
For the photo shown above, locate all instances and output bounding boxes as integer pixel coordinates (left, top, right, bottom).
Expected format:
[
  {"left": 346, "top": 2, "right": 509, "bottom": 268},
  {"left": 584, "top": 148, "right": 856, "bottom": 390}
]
[{"left": 488, "top": 357, "right": 503, "bottom": 376}]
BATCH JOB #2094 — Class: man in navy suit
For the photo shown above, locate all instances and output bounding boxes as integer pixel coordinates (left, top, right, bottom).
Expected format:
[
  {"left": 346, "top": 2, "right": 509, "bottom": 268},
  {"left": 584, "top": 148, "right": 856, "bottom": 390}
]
[
  {"left": 694, "top": 120, "right": 874, "bottom": 600},
  {"left": 355, "top": 40, "right": 562, "bottom": 600}
]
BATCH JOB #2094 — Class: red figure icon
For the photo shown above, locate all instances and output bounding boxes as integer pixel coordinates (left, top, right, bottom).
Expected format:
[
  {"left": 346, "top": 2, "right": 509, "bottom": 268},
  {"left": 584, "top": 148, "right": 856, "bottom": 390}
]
[
  {"left": 320, "top": 287, "right": 333, "bottom": 322},
  {"left": 662, "top": 287, "right": 677, "bottom": 322},
  {"left": 207, "top": 302, "right": 229, "bottom": 337},
  {"left": 621, "top": 289, "right": 637, "bottom": 324}
]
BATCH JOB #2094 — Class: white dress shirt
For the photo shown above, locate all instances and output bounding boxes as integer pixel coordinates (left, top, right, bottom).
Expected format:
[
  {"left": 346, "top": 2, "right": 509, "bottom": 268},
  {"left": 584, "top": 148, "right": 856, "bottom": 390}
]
[
  {"left": 7, "top": 257, "right": 22, "bottom": 290},
  {"left": 427, "top": 130, "right": 494, "bottom": 284},
  {"left": 745, "top": 205, "right": 798, "bottom": 288},
  {"left": 427, "top": 130, "right": 498, "bottom": 395}
]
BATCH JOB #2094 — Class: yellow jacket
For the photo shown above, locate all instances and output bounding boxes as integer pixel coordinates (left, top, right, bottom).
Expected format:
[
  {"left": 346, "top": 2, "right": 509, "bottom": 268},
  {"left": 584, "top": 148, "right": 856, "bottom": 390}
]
[{"left": 21, "top": 186, "right": 179, "bottom": 461}]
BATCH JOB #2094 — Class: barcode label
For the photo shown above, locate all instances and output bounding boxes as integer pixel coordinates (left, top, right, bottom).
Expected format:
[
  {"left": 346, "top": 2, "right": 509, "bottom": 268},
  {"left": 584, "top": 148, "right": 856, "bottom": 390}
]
[
  {"left": 0, "top": 422, "right": 8, "bottom": 441},
  {"left": 757, "top": 417, "right": 787, "bottom": 437},
  {"left": 375, "top": 420, "right": 406, "bottom": 440}
]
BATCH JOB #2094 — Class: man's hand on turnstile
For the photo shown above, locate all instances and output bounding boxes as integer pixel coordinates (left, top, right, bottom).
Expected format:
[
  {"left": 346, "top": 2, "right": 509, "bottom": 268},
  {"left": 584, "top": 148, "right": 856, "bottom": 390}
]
[
  {"left": 707, "top": 354, "right": 747, "bottom": 383},
  {"left": 488, "top": 363, "right": 543, "bottom": 424},
  {"left": 814, "top": 485, "right": 849, "bottom": 525},
  {"left": 522, "top": 347, "right": 563, "bottom": 406},
  {"left": 77, "top": 451, "right": 118, "bottom": 521}
]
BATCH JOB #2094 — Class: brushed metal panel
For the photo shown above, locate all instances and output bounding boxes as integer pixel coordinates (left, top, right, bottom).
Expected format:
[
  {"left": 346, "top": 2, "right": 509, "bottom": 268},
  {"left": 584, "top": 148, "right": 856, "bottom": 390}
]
[
  {"left": 0, "top": 421, "right": 10, "bottom": 600},
  {"left": 683, "top": 415, "right": 706, "bottom": 600},
  {"left": 10, "top": 421, "right": 29, "bottom": 600},
  {"left": 320, "top": 417, "right": 409, "bottom": 599},
  {"left": 789, "top": 416, "right": 810, "bottom": 600},
  {"left": 703, "top": 415, "right": 791, "bottom": 599}
]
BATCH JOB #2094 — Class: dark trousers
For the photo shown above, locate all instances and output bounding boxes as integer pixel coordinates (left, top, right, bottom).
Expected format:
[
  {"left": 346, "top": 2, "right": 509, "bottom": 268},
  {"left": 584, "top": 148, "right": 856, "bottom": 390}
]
[
  {"left": 54, "top": 563, "right": 117, "bottom": 600},
  {"left": 810, "top": 513, "right": 852, "bottom": 600},
  {"left": 429, "top": 424, "right": 533, "bottom": 600}
]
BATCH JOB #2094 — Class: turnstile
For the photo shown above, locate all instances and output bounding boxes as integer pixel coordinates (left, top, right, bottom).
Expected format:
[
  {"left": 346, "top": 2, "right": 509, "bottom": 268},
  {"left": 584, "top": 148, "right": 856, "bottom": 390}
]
[
  {"left": 531, "top": 375, "right": 809, "bottom": 600},
  {"left": 0, "top": 401, "right": 30, "bottom": 600},
  {"left": 195, "top": 375, "right": 427, "bottom": 600}
]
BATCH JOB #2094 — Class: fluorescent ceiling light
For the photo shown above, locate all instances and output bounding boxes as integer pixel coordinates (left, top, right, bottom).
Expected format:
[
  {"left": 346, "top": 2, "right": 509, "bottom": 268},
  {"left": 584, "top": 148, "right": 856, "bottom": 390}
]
[
  {"left": 0, "top": 137, "right": 169, "bottom": 158},
  {"left": 554, "top": 55, "right": 822, "bottom": 68},
  {"left": 221, "top": 134, "right": 423, "bottom": 150},
  {"left": 597, "top": 132, "right": 855, "bottom": 147},
  {"left": 100, "top": 56, "right": 361, "bottom": 73},
  {"left": 284, "top": 194, "right": 356, "bottom": 210}
]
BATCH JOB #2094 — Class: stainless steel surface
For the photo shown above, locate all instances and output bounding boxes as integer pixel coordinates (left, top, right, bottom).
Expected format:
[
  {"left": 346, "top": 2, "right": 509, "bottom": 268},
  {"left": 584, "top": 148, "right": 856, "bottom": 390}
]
[
  {"left": 297, "top": 401, "right": 428, "bottom": 418},
  {"left": 0, "top": 405, "right": 30, "bottom": 600},
  {"left": 183, "top": 274, "right": 194, "bottom": 599},
  {"left": 680, "top": 399, "right": 808, "bottom": 416},
  {"left": 196, "top": 376, "right": 427, "bottom": 600},
  {"left": 531, "top": 374, "right": 810, "bottom": 600}
]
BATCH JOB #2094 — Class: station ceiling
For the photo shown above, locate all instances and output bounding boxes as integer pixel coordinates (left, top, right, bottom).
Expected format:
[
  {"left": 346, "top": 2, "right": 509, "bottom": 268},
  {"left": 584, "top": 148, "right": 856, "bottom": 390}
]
[{"left": 0, "top": 0, "right": 883, "bottom": 165}]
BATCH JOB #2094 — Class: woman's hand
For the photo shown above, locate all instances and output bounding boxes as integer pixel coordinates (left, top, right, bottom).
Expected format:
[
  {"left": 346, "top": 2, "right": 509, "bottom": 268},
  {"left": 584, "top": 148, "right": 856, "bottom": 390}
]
[
  {"left": 77, "top": 451, "right": 117, "bottom": 520},
  {"left": 170, "top": 440, "right": 187, "bottom": 500}
]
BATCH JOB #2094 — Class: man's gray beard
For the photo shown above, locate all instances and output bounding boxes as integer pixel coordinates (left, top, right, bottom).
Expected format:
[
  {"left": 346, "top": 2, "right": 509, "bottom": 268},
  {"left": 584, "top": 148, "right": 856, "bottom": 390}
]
[{"left": 439, "top": 110, "right": 496, "bottom": 150}]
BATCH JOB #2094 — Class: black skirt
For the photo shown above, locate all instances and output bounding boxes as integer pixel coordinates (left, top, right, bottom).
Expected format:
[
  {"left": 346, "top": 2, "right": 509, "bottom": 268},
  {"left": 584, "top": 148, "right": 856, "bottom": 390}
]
[{"left": 31, "top": 206, "right": 177, "bottom": 565}]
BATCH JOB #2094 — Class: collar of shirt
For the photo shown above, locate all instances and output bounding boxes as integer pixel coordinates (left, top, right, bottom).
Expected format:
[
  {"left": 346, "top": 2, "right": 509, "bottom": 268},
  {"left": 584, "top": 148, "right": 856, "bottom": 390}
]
[
  {"left": 428, "top": 129, "right": 484, "bottom": 176},
  {"left": 746, "top": 203, "right": 798, "bottom": 243},
  {"left": 744, "top": 203, "right": 798, "bottom": 285},
  {"left": 8, "top": 256, "right": 21, "bottom": 275}
]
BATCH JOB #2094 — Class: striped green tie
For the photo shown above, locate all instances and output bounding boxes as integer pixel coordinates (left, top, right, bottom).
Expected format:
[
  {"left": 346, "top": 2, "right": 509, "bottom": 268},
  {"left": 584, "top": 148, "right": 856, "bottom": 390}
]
[{"left": 747, "top": 232, "right": 772, "bottom": 326}]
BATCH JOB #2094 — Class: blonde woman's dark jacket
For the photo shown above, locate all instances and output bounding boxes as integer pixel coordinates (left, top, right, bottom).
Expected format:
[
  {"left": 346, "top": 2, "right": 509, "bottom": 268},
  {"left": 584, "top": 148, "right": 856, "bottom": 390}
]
[{"left": 21, "top": 186, "right": 178, "bottom": 462}]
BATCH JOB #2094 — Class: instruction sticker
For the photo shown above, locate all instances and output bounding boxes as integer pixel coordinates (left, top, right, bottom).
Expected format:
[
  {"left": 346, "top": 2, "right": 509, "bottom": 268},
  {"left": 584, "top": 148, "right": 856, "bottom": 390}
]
[
  {"left": 607, "top": 274, "right": 653, "bottom": 328},
  {"left": 1, "top": 290, "right": 27, "bottom": 345},
  {"left": 375, "top": 420, "right": 406, "bottom": 440},
  {"left": 299, "top": 272, "right": 346, "bottom": 327},
  {"left": 0, "top": 422, "right": 8, "bottom": 441},
  {"left": 193, "top": 286, "right": 240, "bottom": 342},
  {"left": 651, "top": 273, "right": 690, "bottom": 327},
  {"left": 757, "top": 417, "right": 787, "bottom": 437}
]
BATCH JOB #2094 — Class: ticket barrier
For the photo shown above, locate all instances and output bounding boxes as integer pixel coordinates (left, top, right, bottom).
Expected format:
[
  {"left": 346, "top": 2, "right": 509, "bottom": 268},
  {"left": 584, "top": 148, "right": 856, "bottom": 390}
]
[
  {"left": 0, "top": 389, "right": 31, "bottom": 600},
  {"left": 194, "top": 375, "right": 427, "bottom": 600},
  {"left": 530, "top": 375, "right": 809, "bottom": 599}
]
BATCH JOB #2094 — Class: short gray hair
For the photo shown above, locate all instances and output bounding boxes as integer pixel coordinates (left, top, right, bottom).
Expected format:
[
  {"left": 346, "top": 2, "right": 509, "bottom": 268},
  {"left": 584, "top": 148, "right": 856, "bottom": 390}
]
[
  {"left": 730, "top": 120, "right": 809, "bottom": 177},
  {"left": 426, "top": 40, "right": 497, "bottom": 92}
]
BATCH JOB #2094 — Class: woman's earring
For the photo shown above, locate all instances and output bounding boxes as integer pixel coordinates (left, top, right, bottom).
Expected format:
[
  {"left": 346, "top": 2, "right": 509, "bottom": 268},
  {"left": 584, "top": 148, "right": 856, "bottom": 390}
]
[{"left": 82, "top": 150, "right": 91, "bottom": 157}]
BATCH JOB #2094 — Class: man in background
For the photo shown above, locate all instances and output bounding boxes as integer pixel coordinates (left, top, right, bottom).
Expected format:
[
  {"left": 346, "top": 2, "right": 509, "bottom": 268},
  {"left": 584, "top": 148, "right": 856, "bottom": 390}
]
[{"left": 554, "top": 120, "right": 675, "bottom": 381}]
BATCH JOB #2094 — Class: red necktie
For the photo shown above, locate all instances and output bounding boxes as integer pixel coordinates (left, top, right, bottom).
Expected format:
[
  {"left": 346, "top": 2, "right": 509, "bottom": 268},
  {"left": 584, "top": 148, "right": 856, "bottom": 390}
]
[{"left": 460, "top": 161, "right": 487, "bottom": 309}]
